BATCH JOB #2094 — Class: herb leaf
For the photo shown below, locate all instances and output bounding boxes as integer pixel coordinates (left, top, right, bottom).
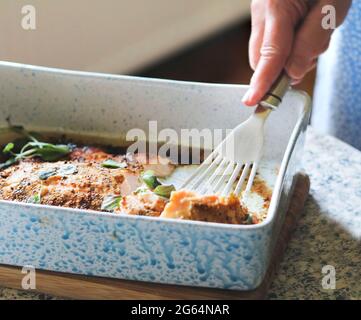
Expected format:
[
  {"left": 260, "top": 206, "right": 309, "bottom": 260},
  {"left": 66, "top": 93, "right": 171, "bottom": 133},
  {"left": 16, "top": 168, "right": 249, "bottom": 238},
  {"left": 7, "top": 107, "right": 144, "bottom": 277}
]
[
  {"left": 141, "top": 170, "right": 162, "bottom": 190},
  {"left": 38, "top": 169, "right": 57, "bottom": 180},
  {"left": 134, "top": 186, "right": 149, "bottom": 195},
  {"left": 140, "top": 170, "right": 176, "bottom": 198},
  {"left": 101, "top": 159, "right": 127, "bottom": 169},
  {"left": 58, "top": 164, "right": 78, "bottom": 176},
  {"left": 0, "top": 127, "right": 72, "bottom": 170},
  {"left": 153, "top": 185, "right": 175, "bottom": 198},
  {"left": 0, "top": 158, "right": 17, "bottom": 170},
  {"left": 101, "top": 195, "right": 122, "bottom": 212},
  {"left": 38, "top": 164, "right": 77, "bottom": 180},
  {"left": 3, "top": 143, "right": 14, "bottom": 154},
  {"left": 22, "top": 142, "right": 71, "bottom": 161},
  {"left": 28, "top": 193, "right": 41, "bottom": 204}
]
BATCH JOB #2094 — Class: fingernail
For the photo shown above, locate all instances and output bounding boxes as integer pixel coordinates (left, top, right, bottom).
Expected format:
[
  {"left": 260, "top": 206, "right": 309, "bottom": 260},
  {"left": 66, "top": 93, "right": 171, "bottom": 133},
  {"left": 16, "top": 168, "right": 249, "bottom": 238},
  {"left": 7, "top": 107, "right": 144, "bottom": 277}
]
[
  {"left": 242, "top": 90, "right": 251, "bottom": 105},
  {"left": 242, "top": 88, "right": 257, "bottom": 106},
  {"left": 291, "top": 79, "right": 300, "bottom": 86}
]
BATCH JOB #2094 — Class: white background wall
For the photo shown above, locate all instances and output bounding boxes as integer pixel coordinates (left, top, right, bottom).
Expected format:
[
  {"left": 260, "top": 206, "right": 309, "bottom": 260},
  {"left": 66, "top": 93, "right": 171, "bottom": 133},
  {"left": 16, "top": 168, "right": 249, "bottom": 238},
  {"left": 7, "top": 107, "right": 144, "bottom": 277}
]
[{"left": 0, "top": 0, "right": 250, "bottom": 73}]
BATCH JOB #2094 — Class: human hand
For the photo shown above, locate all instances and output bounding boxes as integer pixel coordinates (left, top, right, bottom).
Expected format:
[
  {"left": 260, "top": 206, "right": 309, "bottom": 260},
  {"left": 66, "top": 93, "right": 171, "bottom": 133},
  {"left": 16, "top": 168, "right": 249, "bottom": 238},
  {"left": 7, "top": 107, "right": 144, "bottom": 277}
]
[{"left": 243, "top": 0, "right": 352, "bottom": 106}]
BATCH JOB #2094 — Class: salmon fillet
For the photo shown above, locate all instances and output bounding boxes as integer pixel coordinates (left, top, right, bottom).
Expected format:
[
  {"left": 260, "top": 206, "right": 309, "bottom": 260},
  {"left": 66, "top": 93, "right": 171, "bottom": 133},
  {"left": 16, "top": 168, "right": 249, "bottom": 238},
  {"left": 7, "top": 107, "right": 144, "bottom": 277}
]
[
  {"left": 0, "top": 143, "right": 260, "bottom": 224},
  {"left": 161, "top": 190, "right": 249, "bottom": 224},
  {"left": 0, "top": 146, "right": 172, "bottom": 211},
  {"left": 119, "top": 191, "right": 167, "bottom": 217}
]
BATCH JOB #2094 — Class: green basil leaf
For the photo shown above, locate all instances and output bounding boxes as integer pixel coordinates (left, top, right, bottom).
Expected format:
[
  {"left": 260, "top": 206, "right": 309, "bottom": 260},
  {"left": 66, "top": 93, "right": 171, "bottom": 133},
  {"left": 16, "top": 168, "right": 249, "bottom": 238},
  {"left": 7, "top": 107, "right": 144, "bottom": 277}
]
[
  {"left": 101, "top": 159, "right": 127, "bottom": 169},
  {"left": 33, "top": 143, "right": 71, "bottom": 161},
  {"left": 3, "top": 142, "right": 14, "bottom": 154},
  {"left": 134, "top": 186, "right": 149, "bottom": 195},
  {"left": 141, "top": 170, "right": 161, "bottom": 189},
  {"left": 38, "top": 168, "right": 57, "bottom": 180},
  {"left": 153, "top": 184, "right": 175, "bottom": 198},
  {"left": 11, "top": 138, "right": 31, "bottom": 154},
  {"left": 101, "top": 195, "right": 122, "bottom": 212},
  {"left": 27, "top": 193, "right": 41, "bottom": 204},
  {"left": 58, "top": 164, "right": 78, "bottom": 176},
  {"left": 1, "top": 128, "right": 73, "bottom": 166}
]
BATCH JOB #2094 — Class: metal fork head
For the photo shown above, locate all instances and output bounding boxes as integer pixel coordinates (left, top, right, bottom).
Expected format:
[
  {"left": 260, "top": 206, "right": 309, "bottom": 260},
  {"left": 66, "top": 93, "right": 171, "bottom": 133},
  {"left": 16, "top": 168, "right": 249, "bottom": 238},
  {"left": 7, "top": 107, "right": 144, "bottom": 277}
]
[
  {"left": 179, "top": 149, "right": 259, "bottom": 197},
  {"left": 180, "top": 74, "right": 291, "bottom": 197},
  {"left": 179, "top": 109, "right": 267, "bottom": 197},
  {"left": 179, "top": 105, "right": 273, "bottom": 197}
]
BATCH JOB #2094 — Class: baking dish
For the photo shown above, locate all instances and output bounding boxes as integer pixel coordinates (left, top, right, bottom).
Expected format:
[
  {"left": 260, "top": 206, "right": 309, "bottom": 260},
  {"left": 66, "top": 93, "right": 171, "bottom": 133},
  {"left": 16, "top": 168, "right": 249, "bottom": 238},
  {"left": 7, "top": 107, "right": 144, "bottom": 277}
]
[{"left": 0, "top": 61, "right": 311, "bottom": 290}]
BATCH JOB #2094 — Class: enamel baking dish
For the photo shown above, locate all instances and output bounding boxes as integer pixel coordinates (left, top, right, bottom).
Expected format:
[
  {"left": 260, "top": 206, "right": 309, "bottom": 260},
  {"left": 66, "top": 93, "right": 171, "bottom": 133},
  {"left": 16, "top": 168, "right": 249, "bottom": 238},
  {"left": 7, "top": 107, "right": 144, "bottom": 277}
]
[{"left": 0, "top": 62, "right": 311, "bottom": 290}]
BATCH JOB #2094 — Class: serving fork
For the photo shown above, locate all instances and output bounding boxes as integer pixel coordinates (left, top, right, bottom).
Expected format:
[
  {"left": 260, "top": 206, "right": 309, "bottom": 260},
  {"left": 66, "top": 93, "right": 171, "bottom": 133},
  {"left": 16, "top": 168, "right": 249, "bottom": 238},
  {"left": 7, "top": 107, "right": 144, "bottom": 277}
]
[{"left": 180, "top": 73, "right": 291, "bottom": 197}]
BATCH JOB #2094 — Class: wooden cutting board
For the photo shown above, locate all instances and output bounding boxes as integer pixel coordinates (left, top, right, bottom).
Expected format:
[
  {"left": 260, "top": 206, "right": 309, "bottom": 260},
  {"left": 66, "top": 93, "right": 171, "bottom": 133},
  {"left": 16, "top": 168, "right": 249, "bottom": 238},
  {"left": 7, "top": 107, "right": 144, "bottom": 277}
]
[{"left": 0, "top": 174, "right": 310, "bottom": 300}]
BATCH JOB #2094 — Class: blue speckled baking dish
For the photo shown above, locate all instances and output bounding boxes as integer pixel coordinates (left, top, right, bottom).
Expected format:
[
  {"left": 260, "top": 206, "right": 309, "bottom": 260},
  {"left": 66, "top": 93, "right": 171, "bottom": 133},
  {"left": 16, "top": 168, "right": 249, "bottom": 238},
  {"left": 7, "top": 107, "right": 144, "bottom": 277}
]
[{"left": 0, "top": 61, "right": 311, "bottom": 290}]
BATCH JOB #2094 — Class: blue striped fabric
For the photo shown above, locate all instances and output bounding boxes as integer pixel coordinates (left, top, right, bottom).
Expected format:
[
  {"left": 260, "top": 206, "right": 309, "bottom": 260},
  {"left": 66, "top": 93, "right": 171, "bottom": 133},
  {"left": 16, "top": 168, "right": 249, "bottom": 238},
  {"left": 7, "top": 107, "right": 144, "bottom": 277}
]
[{"left": 312, "top": 1, "right": 361, "bottom": 150}]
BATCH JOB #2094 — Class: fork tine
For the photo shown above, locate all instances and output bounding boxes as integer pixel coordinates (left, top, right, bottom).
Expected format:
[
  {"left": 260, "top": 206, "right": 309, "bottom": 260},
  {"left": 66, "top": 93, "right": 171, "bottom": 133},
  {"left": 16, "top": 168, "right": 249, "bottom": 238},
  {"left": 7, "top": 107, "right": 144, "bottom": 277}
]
[
  {"left": 234, "top": 163, "right": 250, "bottom": 195},
  {"left": 198, "top": 158, "right": 228, "bottom": 194},
  {"left": 179, "top": 150, "right": 219, "bottom": 189},
  {"left": 221, "top": 163, "right": 242, "bottom": 196},
  {"left": 245, "top": 162, "right": 258, "bottom": 193},
  {"left": 211, "top": 161, "right": 235, "bottom": 194},
  {"left": 191, "top": 153, "right": 222, "bottom": 190}
]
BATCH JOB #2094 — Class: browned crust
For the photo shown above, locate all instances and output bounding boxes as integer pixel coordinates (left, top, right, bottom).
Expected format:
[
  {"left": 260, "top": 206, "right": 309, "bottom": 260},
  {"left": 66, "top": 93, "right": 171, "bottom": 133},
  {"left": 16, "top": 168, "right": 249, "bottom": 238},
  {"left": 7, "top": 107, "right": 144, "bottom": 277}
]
[
  {"left": 0, "top": 147, "right": 137, "bottom": 210},
  {"left": 189, "top": 194, "right": 248, "bottom": 224}
]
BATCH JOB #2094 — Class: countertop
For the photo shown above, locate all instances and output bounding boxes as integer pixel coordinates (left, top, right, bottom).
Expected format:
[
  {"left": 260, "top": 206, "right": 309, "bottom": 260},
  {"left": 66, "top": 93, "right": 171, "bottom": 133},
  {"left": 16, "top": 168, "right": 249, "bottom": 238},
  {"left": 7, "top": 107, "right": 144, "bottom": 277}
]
[{"left": 0, "top": 126, "right": 360, "bottom": 300}]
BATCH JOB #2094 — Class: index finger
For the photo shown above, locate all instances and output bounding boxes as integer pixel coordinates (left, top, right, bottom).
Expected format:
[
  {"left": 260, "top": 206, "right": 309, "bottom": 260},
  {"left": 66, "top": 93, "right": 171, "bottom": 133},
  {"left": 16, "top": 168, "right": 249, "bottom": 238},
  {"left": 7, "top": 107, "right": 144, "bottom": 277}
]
[{"left": 243, "top": 14, "right": 294, "bottom": 106}]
